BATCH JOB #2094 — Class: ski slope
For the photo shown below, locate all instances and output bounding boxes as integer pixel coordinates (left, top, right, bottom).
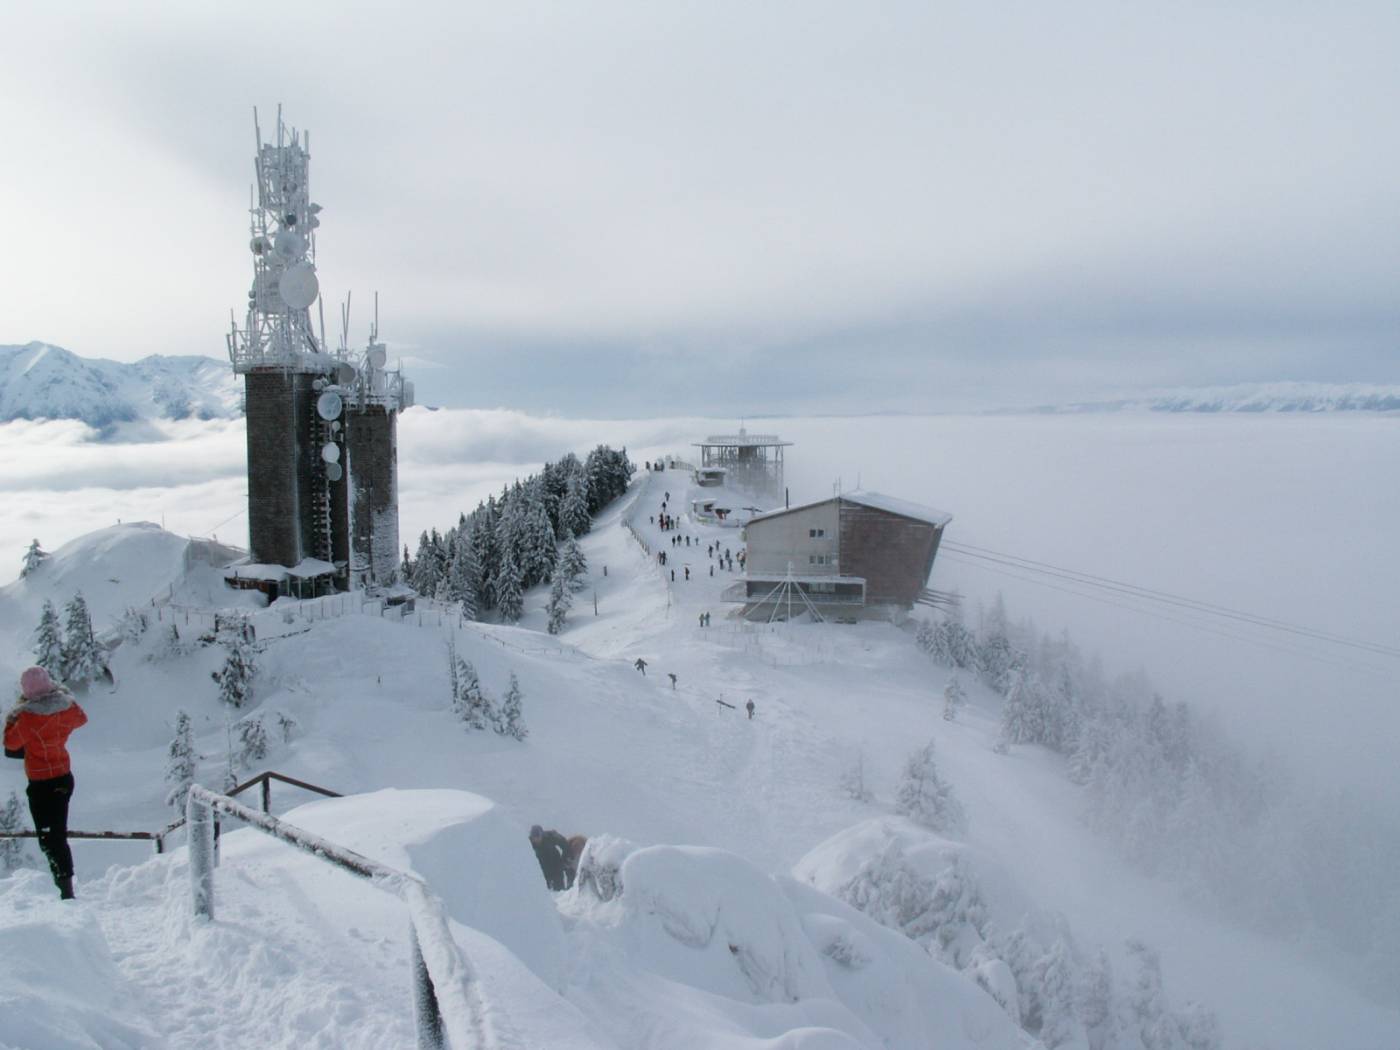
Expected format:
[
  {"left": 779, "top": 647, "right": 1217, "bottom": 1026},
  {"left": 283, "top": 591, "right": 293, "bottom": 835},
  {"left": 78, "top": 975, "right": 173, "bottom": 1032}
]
[{"left": 0, "top": 467, "right": 1397, "bottom": 1048}]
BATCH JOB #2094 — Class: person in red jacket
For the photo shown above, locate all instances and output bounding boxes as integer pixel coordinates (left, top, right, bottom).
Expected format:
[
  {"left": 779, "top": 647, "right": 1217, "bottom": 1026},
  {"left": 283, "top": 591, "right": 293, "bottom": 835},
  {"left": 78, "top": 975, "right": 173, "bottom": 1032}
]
[{"left": 4, "top": 666, "right": 87, "bottom": 899}]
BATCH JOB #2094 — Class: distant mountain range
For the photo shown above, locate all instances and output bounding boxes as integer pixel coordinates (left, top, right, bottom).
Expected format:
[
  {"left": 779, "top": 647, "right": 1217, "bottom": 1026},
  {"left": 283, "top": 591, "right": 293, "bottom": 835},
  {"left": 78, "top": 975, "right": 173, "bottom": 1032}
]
[
  {"left": 1006, "top": 381, "right": 1400, "bottom": 415},
  {"left": 0, "top": 342, "right": 241, "bottom": 429}
]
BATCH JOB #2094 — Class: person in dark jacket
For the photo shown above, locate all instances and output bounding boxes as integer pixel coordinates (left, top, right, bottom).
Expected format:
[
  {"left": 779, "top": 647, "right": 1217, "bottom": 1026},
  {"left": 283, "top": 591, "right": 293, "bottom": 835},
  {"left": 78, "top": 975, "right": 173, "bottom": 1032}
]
[
  {"left": 529, "top": 824, "right": 571, "bottom": 891},
  {"left": 4, "top": 666, "right": 88, "bottom": 899}
]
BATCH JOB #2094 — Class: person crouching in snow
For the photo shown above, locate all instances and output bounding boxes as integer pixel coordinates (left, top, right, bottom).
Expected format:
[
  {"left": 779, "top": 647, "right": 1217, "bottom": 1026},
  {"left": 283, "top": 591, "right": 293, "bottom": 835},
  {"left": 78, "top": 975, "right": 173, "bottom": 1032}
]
[
  {"left": 4, "top": 666, "right": 87, "bottom": 899},
  {"left": 529, "top": 824, "right": 571, "bottom": 891}
]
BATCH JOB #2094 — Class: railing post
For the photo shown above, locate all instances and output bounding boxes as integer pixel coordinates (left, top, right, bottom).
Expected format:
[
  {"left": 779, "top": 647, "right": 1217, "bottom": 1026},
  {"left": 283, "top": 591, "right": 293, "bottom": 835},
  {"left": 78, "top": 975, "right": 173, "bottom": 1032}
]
[
  {"left": 261, "top": 775, "right": 271, "bottom": 814},
  {"left": 188, "top": 792, "right": 215, "bottom": 921},
  {"left": 409, "top": 923, "right": 445, "bottom": 1050}
]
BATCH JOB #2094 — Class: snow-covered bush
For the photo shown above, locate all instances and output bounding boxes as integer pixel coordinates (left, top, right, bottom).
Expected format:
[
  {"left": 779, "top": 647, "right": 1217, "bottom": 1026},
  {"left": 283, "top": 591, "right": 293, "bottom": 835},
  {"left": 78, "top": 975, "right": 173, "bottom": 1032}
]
[
  {"left": 498, "top": 672, "right": 527, "bottom": 740},
  {"left": 575, "top": 833, "right": 637, "bottom": 902},
  {"left": 164, "top": 710, "right": 196, "bottom": 810},
  {"left": 32, "top": 600, "right": 64, "bottom": 677},
  {"left": 895, "top": 740, "right": 966, "bottom": 835},
  {"left": 211, "top": 622, "right": 256, "bottom": 708},
  {"left": 546, "top": 573, "right": 571, "bottom": 635},
  {"left": 0, "top": 791, "right": 31, "bottom": 873}
]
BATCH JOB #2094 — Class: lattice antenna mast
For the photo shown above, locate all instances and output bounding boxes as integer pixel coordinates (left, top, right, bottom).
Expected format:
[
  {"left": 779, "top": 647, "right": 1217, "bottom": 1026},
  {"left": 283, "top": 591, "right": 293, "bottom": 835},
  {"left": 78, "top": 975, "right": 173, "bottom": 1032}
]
[{"left": 227, "top": 105, "right": 332, "bottom": 372}]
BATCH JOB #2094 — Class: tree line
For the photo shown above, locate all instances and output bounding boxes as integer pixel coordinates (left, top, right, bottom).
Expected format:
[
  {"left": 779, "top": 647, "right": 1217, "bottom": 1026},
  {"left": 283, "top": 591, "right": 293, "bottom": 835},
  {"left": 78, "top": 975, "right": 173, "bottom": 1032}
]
[
  {"left": 403, "top": 445, "right": 632, "bottom": 624},
  {"left": 916, "top": 593, "right": 1400, "bottom": 1004}
]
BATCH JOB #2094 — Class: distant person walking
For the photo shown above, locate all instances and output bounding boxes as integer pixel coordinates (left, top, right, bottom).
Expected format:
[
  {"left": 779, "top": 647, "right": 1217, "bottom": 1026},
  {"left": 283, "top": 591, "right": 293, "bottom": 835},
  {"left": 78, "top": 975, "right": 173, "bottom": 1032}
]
[
  {"left": 4, "top": 667, "right": 87, "bottom": 900},
  {"left": 634, "top": 658, "right": 648, "bottom": 675},
  {"left": 746, "top": 699, "right": 755, "bottom": 720},
  {"left": 668, "top": 673, "right": 678, "bottom": 690}
]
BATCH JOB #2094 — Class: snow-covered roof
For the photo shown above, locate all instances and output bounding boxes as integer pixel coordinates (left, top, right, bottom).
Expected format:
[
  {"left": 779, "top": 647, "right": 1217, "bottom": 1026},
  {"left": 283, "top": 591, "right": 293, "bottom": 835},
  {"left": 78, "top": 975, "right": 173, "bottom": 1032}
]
[
  {"left": 693, "top": 434, "right": 791, "bottom": 448},
  {"left": 748, "top": 490, "right": 953, "bottom": 529},
  {"left": 228, "top": 558, "right": 340, "bottom": 582}
]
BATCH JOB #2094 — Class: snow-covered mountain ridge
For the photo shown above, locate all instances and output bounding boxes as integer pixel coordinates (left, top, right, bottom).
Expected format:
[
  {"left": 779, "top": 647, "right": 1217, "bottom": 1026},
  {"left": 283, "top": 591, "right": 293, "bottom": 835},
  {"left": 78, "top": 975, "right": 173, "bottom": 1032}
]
[
  {"left": 1008, "top": 380, "right": 1400, "bottom": 414},
  {"left": 0, "top": 342, "right": 240, "bottom": 430}
]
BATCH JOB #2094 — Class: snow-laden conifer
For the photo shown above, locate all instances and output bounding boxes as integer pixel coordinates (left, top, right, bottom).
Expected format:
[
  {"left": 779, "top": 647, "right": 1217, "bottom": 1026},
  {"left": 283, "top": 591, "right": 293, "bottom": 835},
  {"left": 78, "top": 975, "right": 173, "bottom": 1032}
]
[
  {"left": 164, "top": 709, "right": 196, "bottom": 810},
  {"left": 20, "top": 538, "right": 48, "bottom": 578},
  {"left": 895, "top": 739, "right": 967, "bottom": 835},
  {"left": 495, "top": 553, "right": 524, "bottom": 622},
  {"left": 60, "top": 592, "right": 102, "bottom": 687},
  {"left": 0, "top": 791, "right": 28, "bottom": 873},
  {"left": 499, "top": 671, "right": 527, "bottom": 740},
  {"left": 559, "top": 532, "right": 588, "bottom": 590},
  {"left": 454, "top": 659, "right": 494, "bottom": 731},
  {"left": 943, "top": 675, "right": 966, "bottom": 722},
  {"left": 1078, "top": 947, "right": 1117, "bottom": 1050},
  {"left": 519, "top": 493, "right": 557, "bottom": 587},
  {"left": 212, "top": 630, "right": 255, "bottom": 709},
  {"left": 546, "top": 573, "right": 571, "bottom": 635},
  {"left": 560, "top": 470, "right": 591, "bottom": 538},
  {"left": 32, "top": 599, "right": 64, "bottom": 677},
  {"left": 839, "top": 749, "right": 873, "bottom": 802},
  {"left": 237, "top": 714, "right": 269, "bottom": 764},
  {"left": 1035, "top": 938, "right": 1084, "bottom": 1049}
]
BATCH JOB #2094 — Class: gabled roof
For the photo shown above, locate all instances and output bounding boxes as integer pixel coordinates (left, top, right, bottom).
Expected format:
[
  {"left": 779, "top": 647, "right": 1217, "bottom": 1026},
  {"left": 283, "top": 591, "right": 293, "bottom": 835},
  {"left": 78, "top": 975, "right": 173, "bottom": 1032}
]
[{"left": 748, "top": 490, "right": 953, "bottom": 529}]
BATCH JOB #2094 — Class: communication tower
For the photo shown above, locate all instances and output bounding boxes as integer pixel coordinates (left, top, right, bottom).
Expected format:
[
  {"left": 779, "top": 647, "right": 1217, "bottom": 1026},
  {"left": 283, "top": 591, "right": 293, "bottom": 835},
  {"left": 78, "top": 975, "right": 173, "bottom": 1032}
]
[{"left": 226, "top": 108, "right": 410, "bottom": 595}]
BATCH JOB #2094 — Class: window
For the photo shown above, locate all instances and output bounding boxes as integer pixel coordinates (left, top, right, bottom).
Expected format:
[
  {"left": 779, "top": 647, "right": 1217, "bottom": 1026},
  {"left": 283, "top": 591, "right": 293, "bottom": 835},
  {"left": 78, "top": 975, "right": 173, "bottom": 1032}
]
[
  {"left": 808, "top": 528, "right": 826, "bottom": 538},
  {"left": 808, "top": 554, "right": 833, "bottom": 566}
]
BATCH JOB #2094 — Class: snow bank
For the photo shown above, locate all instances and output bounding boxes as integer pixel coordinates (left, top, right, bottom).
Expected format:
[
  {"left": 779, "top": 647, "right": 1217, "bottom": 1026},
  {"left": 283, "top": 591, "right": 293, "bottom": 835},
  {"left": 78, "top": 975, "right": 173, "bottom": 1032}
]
[
  {"left": 564, "top": 837, "right": 1026, "bottom": 1050},
  {"left": 0, "top": 871, "right": 163, "bottom": 1049},
  {"left": 256, "top": 788, "right": 568, "bottom": 988}
]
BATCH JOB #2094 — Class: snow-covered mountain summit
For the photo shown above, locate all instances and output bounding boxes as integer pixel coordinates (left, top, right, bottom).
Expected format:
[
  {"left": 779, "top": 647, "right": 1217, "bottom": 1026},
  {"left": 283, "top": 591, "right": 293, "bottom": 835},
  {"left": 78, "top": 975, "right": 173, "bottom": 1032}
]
[
  {"left": 0, "top": 342, "right": 240, "bottom": 430},
  {"left": 1011, "top": 380, "right": 1400, "bottom": 414}
]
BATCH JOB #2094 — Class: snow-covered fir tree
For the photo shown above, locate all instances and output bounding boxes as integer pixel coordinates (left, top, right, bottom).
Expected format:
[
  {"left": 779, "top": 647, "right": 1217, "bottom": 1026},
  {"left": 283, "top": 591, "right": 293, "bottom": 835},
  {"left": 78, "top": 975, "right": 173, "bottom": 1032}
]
[
  {"left": 943, "top": 675, "right": 966, "bottom": 721},
  {"left": 558, "top": 532, "right": 588, "bottom": 590},
  {"left": 1035, "top": 938, "right": 1085, "bottom": 1049},
  {"left": 1078, "top": 947, "right": 1117, "bottom": 1050},
  {"left": 448, "top": 535, "right": 481, "bottom": 620},
  {"left": 454, "top": 659, "right": 494, "bottom": 731},
  {"left": 1126, "top": 939, "right": 1180, "bottom": 1050},
  {"left": 212, "top": 631, "right": 256, "bottom": 709},
  {"left": 839, "top": 749, "right": 874, "bottom": 802},
  {"left": 895, "top": 740, "right": 967, "bottom": 834},
  {"left": 20, "top": 538, "right": 48, "bottom": 578},
  {"left": 164, "top": 710, "right": 196, "bottom": 811},
  {"left": 495, "top": 553, "right": 524, "bottom": 622},
  {"left": 32, "top": 600, "right": 64, "bottom": 677},
  {"left": 237, "top": 713, "right": 269, "bottom": 765},
  {"left": 560, "top": 470, "right": 591, "bottom": 538},
  {"left": 977, "top": 594, "right": 1019, "bottom": 696},
  {"left": 60, "top": 592, "right": 102, "bottom": 688},
  {"left": 519, "top": 491, "right": 557, "bottom": 586},
  {"left": 499, "top": 671, "right": 527, "bottom": 740},
  {"left": 546, "top": 572, "right": 572, "bottom": 635},
  {"left": 0, "top": 791, "right": 28, "bottom": 873}
]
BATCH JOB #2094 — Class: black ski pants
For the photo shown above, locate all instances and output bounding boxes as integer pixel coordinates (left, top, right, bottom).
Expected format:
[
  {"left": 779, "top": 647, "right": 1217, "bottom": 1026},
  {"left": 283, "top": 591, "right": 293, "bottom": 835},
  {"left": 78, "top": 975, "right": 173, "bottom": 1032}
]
[{"left": 26, "top": 772, "right": 75, "bottom": 882}]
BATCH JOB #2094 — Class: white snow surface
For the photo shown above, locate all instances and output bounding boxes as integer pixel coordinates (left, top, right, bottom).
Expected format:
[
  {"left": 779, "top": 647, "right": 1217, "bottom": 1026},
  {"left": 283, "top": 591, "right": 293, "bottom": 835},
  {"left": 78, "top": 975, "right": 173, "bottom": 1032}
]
[{"left": 0, "top": 464, "right": 1397, "bottom": 1048}]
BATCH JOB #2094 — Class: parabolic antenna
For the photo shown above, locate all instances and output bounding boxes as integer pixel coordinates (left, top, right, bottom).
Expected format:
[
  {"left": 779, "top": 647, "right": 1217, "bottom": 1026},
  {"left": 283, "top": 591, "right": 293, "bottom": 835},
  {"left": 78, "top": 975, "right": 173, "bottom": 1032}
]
[
  {"left": 316, "top": 390, "right": 343, "bottom": 421},
  {"left": 368, "top": 345, "right": 387, "bottom": 369},
  {"left": 321, "top": 442, "right": 341, "bottom": 464},
  {"left": 278, "top": 262, "right": 319, "bottom": 309},
  {"left": 273, "top": 228, "right": 305, "bottom": 260},
  {"left": 325, "top": 461, "right": 343, "bottom": 482},
  {"left": 250, "top": 235, "right": 271, "bottom": 255},
  {"left": 335, "top": 362, "right": 356, "bottom": 385}
]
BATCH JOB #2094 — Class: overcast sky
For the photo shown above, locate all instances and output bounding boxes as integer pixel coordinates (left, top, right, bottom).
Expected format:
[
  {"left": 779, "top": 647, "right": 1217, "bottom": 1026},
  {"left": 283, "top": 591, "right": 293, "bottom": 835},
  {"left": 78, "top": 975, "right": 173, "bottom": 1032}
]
[{"left": 2, "top": 2, "right": 1396, "bottom": 415}]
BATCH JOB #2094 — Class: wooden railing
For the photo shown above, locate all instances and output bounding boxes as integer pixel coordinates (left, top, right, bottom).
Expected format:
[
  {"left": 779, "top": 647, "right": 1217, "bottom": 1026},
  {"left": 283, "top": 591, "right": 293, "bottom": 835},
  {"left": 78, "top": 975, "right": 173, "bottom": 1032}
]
[
  {"left": 186, "top": 785, "right": 495, "bottom": 1050},
  {"left": 0, "top": 770, "right": 341, "bottom": 855}
]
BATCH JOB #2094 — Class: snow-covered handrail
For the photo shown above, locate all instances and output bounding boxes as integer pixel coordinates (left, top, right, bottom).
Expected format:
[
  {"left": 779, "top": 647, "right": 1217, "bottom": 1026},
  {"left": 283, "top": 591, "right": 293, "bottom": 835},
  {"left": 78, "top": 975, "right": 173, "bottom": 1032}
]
[{"left": 186, "top": 785, "right": 499, "bottom": 1050}]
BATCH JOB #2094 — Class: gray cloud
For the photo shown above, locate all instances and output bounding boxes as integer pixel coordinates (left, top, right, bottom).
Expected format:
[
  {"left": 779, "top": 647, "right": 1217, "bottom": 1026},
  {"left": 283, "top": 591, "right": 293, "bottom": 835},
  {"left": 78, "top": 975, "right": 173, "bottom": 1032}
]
[{"left": 2, "top": 2, "right": 1398, "bottom": 411}]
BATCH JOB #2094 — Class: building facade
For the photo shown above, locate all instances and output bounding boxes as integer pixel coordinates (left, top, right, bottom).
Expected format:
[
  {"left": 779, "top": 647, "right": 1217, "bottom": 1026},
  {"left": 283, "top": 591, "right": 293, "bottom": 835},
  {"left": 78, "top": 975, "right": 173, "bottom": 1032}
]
[{"left": 728, "top": 491, "right": 951, "bottom": 621}]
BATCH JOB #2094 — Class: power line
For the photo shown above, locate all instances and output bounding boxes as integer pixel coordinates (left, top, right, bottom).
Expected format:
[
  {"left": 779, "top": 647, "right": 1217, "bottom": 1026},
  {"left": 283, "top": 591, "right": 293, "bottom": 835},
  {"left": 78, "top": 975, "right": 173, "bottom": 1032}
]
[
  {"left": 941, "top": 540, "right": 1400, "bottom": 661},
  {"left": 938, "top": 552, "right": 1394, "bottom": 679}
]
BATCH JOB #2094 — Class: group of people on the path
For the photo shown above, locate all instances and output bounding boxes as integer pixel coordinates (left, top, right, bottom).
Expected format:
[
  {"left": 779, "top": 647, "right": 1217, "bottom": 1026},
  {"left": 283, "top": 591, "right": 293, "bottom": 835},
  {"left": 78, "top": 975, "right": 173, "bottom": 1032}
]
[
  {"left": 634, "top": 655, "right": 756, "bottom": 719},
  {"left": 4, "top": 666, "right": 87, "bottom": 900},
  {"left": 529, "top": 824, "right": 587, "bottom": 891}
]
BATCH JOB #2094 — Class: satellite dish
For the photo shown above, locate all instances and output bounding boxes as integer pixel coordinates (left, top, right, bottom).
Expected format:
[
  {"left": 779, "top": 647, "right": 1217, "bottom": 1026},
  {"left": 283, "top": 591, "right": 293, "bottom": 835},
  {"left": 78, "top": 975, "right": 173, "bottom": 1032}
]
[
  {"left": 335, "top": 362, "right": 356, "bottom": 385},
  {"left": 316, "top": 391, "right": 343, "bottom": 420},
  {"left": 367, "top": 345, "right": 387, "bottom": 369},
  {"left": 249, "top": 235, "right": 271, "bottom": 255},
  {"left": 325, "top": 461, "right": 343, "bottom": 482},
  {"left": 273, "top": 228, "right": 304, "bottom": 260},
  {"left": 279, "top": 262, "right": 319, "bottom": 309},
  {"left": 321, "top": 442, "right": 341, "bottom": 464}
]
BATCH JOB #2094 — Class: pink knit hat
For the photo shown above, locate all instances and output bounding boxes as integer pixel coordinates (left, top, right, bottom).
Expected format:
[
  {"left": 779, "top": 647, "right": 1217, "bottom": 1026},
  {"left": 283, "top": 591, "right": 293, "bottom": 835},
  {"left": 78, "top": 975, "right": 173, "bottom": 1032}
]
[{"left": 20, "top": 666, "right": 54, "bottom": 699}]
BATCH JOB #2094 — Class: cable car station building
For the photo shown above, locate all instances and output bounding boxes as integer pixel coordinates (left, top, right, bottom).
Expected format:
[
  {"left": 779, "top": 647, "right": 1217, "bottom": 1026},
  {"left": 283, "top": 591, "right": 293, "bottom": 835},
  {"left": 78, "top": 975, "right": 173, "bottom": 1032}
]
[{"left": 725, "top": 491, "right": 952, "bottom": 622}]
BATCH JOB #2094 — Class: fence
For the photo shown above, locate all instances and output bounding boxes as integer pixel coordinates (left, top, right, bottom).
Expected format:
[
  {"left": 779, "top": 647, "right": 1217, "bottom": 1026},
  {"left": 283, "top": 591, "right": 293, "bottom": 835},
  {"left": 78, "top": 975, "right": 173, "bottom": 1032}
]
[
  {"left": 0, "top": 770, "right": 341, "bottom": 856},
  {"left": 186, "top": 784, "right": 495, "bottom": 1050}
]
